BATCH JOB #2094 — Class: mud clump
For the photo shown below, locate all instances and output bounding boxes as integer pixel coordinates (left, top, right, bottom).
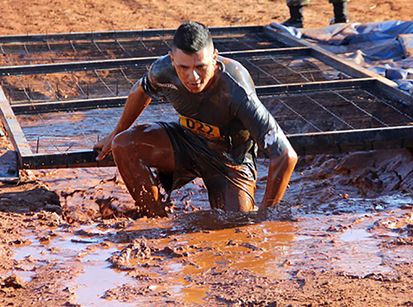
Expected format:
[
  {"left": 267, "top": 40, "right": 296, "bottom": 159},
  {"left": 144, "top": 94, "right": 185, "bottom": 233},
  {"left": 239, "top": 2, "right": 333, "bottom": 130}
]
[
  {"left": 374, "top": 212, "right": 413, "bottom": 246},
  {"left": 190, "top": 269, "right": 285, "bottom": 305},
  {"left": 95, "top": 196, "right": 146, "bottom": 219},
  {"left": 0, "top": 184, "right": 61, "bottom": 214},
  {"left": 1, "top": 275, "right": 26, "bottom": 289},
  {"left": 288, "top": 149, "right": 413, "bottom": 214},
  {"left": 333, "top": 150, "right": 413, "bottom": 195},
  {"left": 109, "top": 239, "right": 153, "bottom": 270},
  {"left": 109, "top": 238, "right": 190, "bottom": 270},
  {"left": 103, "top": 284, "right": 171, "bottom": 303}
]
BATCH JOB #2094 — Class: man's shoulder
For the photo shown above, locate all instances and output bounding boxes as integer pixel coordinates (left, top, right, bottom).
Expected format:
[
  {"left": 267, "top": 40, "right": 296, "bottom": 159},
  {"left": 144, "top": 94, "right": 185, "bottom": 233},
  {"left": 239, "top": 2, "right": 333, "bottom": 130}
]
[
  {"left": 142, "top": 55, "right": 177, "bottom": 96},
  {"left": 218, "top": 56, "right": 255, "bottom": 94},
  {"left": 149, "top": 55, "right": 174, "bottom": 80}
]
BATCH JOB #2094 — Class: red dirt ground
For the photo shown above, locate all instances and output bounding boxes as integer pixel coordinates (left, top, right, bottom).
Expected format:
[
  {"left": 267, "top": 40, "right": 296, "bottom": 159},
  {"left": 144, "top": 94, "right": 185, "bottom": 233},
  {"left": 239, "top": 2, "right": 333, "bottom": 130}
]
[{"left": 0, "top": 0, "right": 411, "bottom": 35}]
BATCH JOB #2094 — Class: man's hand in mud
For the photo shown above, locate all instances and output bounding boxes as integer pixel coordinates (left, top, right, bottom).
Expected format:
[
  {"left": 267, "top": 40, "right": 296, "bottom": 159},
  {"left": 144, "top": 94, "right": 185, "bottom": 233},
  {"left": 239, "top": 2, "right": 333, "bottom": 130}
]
[{"left": 94, "top": 132, "right": 116, "bottom": 161}]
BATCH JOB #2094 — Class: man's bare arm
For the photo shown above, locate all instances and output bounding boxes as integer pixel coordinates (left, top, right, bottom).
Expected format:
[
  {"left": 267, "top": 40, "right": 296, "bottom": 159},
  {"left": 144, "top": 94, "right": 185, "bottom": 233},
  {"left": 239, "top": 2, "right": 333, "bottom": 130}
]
[
  {"left": 94, "top": 82, "right": 152, "bottom": 160},
  {"left": 261, "top": 146, "right": 298, "bottom": 209}
]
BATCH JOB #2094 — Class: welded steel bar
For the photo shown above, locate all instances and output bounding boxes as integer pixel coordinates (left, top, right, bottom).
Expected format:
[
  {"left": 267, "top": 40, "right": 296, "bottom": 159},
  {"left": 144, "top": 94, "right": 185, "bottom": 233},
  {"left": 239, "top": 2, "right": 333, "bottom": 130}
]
[
  {"left": 245, "top": 58, "right": 282, "bottom": 84},
  {"left": 73, "top": 75, "right": 87, "bottom": 97},
  {"left": 0, "top": 44, "right": 7, "bottom": 57},
  {"left": 370, "top": 81, "right": 413, "bottom": 108},
  {"left": 115, "top": 39, "right": 130, "bottom": 57},
  {"left": 0, "top": 47, "right": 311, "bottom": 76},
  {"left": 69, "top": 40, "right": 77, "bottom": 53},
  {"left": 302, "top": 93, "right": 355, "bottom": 129},
  {"left": 12, "top": 96, "right": 127, "bottom": 114},
  {"left": 0, "top": 26, "right": 265, "bottom": 43},
  {"left": 0, "top": 56, "right": 155, "bottom": 76},
  {"left": 20, "top": 150, "right": 115, "bottom": 169},
  {"left": 333, "top": 91, "right": 388, "bottom": 126},
  {"left": 93, "top": 70, "right": 116, "bottom": 96},
  {"left": 288, "top": 125, "right": 413, "bottom": 155},
  {"left": 46, "top": 40, "right": 53, "bottom": 52},
  {"left": 156, "top": 34, "right": 171, "bottom": 48},
  {"left": 270, "top": 57, "right": 312, "bottom": 83},
  {"left": 362, "top": 89, "right": 413, "bottom": 121},
  {"left": 19, "top": 125, "right": 413, "bottom": 169},
  {"left": 22, "top": 43, "right": 30, "bottom": 55},
  {"left": 22, "top": 86, "right": 32, "bottom": 102},
  {"left": 45, "top": 80, "right": 60, "bottom": 100},
  {"left": 256, "top": 78, "right": 375, "bottom": 95},
  {"left": 0, "top": 87, "right": 33, "bottom": 164},
  {"left": 277, "top": 98, "right": 323, "bottom": 132},
  {"left": 138, "top": 38, "right": 150, "bottom": 54},
  {"left": 11, "top": 78, "right": 375, "bottom": 114},
  {"left": 120, "top": 67, "right": 134, "bottom": 85},
  {"left": 92, "top": 40, "right": 104, "bottom": 55}
]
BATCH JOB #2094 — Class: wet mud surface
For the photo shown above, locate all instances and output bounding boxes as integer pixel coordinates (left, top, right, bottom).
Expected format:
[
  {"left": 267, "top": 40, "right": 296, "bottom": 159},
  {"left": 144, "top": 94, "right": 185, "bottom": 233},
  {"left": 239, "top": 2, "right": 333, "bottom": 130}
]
[
  {"left": 2, "top": 90, "right": 413, "bottom": 306},
  {"left": 1, "top": 116, "right": 413, "bottom": 305}
]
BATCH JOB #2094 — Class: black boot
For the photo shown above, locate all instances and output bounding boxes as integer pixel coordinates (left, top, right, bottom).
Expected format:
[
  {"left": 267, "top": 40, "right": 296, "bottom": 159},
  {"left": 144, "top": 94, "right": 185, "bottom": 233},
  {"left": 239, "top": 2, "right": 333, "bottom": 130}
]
[
  {"left": 282, "top": 5, "right": 304, "bottom": 28},
  {"left": 331, "top": 2, "right": 349, "bottom": 24}
]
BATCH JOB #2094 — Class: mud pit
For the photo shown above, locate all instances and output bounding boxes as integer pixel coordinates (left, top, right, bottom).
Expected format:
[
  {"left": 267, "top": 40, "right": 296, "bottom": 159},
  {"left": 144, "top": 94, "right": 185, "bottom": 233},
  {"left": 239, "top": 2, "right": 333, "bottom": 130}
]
[
  {"left": 1, "top": 0, "right": 413, "bottom": 305},
  {"left": 1, "top": 107, "right": 413, "bottom": 305}
]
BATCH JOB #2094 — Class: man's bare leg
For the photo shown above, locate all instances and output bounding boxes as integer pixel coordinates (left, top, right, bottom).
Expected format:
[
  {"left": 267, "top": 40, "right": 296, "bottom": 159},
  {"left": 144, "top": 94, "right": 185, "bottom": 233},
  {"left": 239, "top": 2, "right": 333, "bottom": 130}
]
[{"left": 111, "top": 124, "right": 175, "bottom": 217}]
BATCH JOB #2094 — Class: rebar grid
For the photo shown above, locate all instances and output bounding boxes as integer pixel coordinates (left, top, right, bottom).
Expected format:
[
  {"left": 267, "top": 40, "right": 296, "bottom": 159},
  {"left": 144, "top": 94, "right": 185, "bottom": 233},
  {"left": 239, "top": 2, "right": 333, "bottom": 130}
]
[
  {"left": 17, "top": 104, "right": 176, "bottom": 154},
  {"left": 261, "top": 88, "right": 413, "bottom": 134},
  {"left": 0, "top": 32, "right": 285, "bottom": 66},
  {"left": 243, "top": 56, "right": 348, "bottom": 85},
  {"left": 2, "top": 67, "right": 147, "bottom": 105},
  {"left": 1, "top": 54, "right": 348, "bottom": 105},
  {"left": 14, "top": 87, "right": 413, "bottom": 154}
]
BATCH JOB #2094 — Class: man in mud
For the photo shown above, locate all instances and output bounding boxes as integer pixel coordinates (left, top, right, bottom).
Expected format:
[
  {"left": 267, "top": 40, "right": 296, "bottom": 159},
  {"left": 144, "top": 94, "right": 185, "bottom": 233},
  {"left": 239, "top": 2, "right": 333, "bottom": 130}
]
[{"left": 94, "top": 21, "right": 298, "bottom": 217}]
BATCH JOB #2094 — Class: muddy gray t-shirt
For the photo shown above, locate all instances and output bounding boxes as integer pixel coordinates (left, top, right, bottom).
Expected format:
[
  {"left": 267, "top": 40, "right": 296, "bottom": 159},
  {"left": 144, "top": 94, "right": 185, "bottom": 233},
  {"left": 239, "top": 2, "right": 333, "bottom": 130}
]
[{"left": 141, "top": 55, "right": 290, "bottom": 163}]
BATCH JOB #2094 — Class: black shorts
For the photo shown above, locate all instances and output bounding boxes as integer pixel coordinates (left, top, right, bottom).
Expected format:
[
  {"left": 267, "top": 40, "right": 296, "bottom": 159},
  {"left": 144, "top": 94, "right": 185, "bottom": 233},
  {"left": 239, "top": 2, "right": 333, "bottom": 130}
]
[{"left": 158, "top": 122, "right": 258, "bottom": 212}]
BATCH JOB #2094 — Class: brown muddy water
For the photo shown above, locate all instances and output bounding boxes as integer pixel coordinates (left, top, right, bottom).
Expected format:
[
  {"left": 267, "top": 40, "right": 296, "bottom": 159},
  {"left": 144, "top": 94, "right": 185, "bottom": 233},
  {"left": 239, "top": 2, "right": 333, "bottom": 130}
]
[{"left": 10, "top": 106, "right": 413, "bottom": 305}]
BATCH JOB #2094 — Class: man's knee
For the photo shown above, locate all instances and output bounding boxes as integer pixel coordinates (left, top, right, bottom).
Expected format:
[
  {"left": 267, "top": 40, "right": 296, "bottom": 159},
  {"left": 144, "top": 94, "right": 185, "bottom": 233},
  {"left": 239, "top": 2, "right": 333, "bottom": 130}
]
[
  {"left": 112, "top": 131, "right": 130, "bottom": 156},
  {"left": 111, "top": 126, "right": 145, "bottom": 160},
  {"left": 112, "top": 125, "right": 150, "bottom": 153}
]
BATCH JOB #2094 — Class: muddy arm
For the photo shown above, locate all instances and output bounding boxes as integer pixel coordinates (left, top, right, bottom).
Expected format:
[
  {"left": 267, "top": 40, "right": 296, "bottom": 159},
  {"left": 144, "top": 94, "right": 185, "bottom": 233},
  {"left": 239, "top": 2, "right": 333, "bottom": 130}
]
[
  {"left": 261, "top": 147, "right": 298, "bottom": 209},
  {"left": 95, "top": 82, "right": 152, "bottom": 160}
]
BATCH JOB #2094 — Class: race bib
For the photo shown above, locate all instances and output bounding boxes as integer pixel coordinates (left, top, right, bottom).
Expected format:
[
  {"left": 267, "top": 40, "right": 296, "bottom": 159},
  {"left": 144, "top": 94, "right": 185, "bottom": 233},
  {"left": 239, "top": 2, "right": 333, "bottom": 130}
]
[{"left": 179, "top": 115, "right": 222, "bottom": 140}]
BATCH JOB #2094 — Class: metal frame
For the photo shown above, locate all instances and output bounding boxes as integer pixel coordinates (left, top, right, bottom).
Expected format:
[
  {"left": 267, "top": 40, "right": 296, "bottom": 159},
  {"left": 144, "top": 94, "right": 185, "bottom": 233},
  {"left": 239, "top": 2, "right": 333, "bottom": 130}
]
[
  {"left": 0, "top": 25, "right": 264, "bottom": 43},
  {"left": 1, "top": 25, "right": 412, "bottom": 171},
  {"left": 0, "top": 47, "right": 311, "bottom": 76},
  {"left": 264, "top": 24, "right": 413, "bottom": 106},
  {"left": 11, "top": 78, "right": 375, "bottom": 115}
]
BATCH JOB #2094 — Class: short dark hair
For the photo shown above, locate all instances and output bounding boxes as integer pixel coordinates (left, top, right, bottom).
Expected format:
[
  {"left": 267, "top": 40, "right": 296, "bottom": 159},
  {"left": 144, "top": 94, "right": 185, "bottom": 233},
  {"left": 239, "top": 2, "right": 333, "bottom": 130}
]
[{"left": 172, "top": 21, "right": 213, "bottom": 53}]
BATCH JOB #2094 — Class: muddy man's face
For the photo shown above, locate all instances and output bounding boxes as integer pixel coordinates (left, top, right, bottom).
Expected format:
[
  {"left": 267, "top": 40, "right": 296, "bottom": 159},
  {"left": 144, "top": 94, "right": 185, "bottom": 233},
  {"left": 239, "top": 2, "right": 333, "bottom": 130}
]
[{"left": 170, "top": 45, "right": 218, "bottom": 94}]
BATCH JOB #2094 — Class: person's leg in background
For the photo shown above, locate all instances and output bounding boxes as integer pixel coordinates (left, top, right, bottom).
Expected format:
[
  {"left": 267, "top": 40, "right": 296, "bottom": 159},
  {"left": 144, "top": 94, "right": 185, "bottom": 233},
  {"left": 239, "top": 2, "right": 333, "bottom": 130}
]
[
  {"left": 330, "top": 0, "right": 350, "bottom": 24},
  {"left": 282, "top": 0, "right": 310, "bottom": 28}
]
